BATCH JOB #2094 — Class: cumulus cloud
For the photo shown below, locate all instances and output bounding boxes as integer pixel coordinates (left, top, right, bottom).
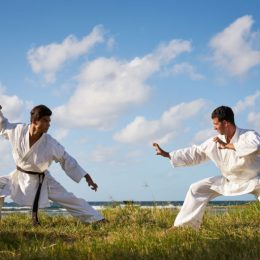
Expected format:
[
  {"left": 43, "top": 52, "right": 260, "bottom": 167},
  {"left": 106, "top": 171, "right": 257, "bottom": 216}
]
[
  {"left": 0, "top": 85, "right": 25, "bottom": 121},
  {"left": 0, "top": 87, "right": 26, "bottom": 172},
  {"left": 51, "top": 128, "right": 70, "bottom": 141},
  {"left": 192, "top": 128, "right": 216, "bottom": 144},
  {"left": 233, "top": 90, "right": 260, "bottom": 114},
  {"left": 114, "top": 99, "right": 206, "bottom": 145},
  {"left": 89, "top": 145, "right": 118, "bottom": 163},
  {"left": 125, "top": 149, "right": 144, "bottom": 161},
  {"left": 0, "top": 139, "right": 14, "bottom": 172},
  {"left": 53, "top": 39, "right": 192, "bottom": 130},
  {"left": 210, "top": 15, "right": 260, "bottom": 76},
  {"left": 27, "top": 25, "right": 106, "bottom": 83},
  {"left": 169, "top": 62, "right": 205, "bottom": 80},
  {"left": 248, "top": 112, "right": 260, "bottom": 132}
]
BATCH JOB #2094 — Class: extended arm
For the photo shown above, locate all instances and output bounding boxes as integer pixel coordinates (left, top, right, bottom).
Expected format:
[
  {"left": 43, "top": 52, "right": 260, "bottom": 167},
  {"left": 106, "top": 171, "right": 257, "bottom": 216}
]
[
  {"left": 0, "top": 105, "right": 19, "bottom": 139},
  {"left": 0, "top": 105, "right": 7, "bottom": 135},
  {"left": 153, "top": 140, "right": 209, "bottom": 167},
  {"left": 55, "top": 146, "right": 99, "bottom": 191}
]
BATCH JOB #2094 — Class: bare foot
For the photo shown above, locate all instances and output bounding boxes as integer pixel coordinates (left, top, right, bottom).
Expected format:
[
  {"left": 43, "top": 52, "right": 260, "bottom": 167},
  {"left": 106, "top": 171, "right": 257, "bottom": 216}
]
[
  {"left": 32, "top": 220, "right": 41, "bottom": 227},
  {"left": 165, "top": 226, "right": 178, "bottom": 234},
  {"left": 92, "top": 218, "right": 109, "bottom": 225},
  {"left": 158, "top": 226, "right": 178, "bottom": 237},
  {"left": 32, "top": 213, "right": 41, "bottom": 227}
]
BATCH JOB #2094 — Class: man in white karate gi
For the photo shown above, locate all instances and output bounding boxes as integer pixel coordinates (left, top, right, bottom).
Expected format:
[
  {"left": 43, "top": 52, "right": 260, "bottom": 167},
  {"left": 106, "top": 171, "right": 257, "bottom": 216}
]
[
  {"left": 0, "top": 104, "right": 104, "bottom": 225},
  {"left": 153, "top": 106, "right": 260, "bottom": 230}
]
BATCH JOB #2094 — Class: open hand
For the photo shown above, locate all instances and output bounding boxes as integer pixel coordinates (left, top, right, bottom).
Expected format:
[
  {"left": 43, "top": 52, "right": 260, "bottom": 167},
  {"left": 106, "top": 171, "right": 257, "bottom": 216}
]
[
  {"left": 85, "top": 174, "right": 98, "bottom": 191},
  {"left": 152, "top": 143, "right": 170, "bottom": 158},
  {"left": 87, "top": 180, "right": 98, "bottom": 191},
  {"left": 213, "top": 136, "right": 227, "bottom": 149},
  {"left": 153, "top": 143, "right": 161, "bottom": 154},
  {"left": 213, "top": 137, "right": 235, "bottom": 150}
]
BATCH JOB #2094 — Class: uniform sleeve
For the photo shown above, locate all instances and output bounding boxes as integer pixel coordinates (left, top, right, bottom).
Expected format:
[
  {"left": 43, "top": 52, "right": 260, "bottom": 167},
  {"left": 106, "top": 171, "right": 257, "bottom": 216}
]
[
  {"left": 169, "top": 143, "right": 209, "bottom": 168},
  {"left": 51, "top": 139, "right": 86, "bottom": 183},
  {"left": 0, "top": 110, "right": 19, "bottom": 139},
  {"left": 233, "top": 131, "right": 260, "bottom": 157}
]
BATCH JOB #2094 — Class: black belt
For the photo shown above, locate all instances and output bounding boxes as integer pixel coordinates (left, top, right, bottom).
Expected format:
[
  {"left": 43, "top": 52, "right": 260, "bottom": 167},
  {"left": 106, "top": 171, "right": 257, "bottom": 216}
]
[{"left": 16, "top": 166, "right": 45, "bottom": 226}]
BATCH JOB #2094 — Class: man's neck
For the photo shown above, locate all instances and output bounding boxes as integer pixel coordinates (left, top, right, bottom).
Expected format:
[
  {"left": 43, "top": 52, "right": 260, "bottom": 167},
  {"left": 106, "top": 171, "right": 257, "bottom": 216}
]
[
  {"left": 225, "top": 125, "right": 236, "bottom": 143},
  {"left": 29, "top": 125, "right": 43, "bottom": 147}
]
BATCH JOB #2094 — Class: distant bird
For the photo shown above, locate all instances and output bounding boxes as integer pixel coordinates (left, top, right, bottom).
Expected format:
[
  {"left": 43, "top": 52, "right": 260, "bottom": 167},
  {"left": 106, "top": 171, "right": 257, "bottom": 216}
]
[{"left": 143, "top": 182, "right": 149, "bottom": 188}]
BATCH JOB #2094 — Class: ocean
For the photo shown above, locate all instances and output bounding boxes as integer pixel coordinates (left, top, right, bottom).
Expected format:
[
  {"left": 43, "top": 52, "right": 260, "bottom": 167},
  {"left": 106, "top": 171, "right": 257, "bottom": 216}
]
[{"left": 1, "top": 200, "right": 253, "bottom": 217}]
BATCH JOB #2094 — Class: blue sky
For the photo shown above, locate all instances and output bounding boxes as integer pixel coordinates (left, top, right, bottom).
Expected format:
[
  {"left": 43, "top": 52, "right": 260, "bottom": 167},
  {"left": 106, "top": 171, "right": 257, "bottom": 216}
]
[{"left": 0, "top": 1, "right": 259, "bottom": 202}]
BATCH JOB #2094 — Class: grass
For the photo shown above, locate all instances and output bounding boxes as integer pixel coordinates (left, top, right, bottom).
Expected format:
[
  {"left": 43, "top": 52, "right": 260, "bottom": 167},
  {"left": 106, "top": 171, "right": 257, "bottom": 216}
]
[{"left": 0, "top": 202, "right": 259, "bottom": 259}]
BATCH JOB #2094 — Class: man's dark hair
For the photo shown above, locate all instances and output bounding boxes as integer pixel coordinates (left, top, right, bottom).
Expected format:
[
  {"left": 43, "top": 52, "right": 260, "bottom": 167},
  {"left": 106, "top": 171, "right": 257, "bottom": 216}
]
[
  {"left": 30, "top": 105, "right": 52, "bottom": 123},
  {"left": 211, "top": 106, "right": 235, "bottom": 125}
]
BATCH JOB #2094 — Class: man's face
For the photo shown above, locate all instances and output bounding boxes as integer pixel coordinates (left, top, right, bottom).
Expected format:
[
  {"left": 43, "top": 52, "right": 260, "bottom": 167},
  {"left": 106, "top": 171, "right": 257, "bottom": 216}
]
[
  {"left": 212, "top": 117, "right": 227, "bottom": 135},
  {"left": 33, "top": 116, "right": 51, "bottom": 133}
]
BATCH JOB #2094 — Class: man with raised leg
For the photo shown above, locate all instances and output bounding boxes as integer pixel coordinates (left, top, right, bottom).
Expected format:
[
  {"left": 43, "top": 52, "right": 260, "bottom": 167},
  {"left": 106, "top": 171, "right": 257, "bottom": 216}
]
[{"left": 153, "top": 106, "right": 260, "bottom": 230}]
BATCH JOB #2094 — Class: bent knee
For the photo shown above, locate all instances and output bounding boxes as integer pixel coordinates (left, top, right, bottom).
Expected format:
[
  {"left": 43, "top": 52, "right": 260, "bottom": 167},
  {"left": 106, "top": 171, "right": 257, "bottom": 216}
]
[{"left": 189, "top": 181, "right": 212, "bottom": 195}]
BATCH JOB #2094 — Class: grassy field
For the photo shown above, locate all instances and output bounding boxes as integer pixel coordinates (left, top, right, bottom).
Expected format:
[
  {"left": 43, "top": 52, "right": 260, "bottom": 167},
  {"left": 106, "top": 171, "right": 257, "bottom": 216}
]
[{"left": 0, "top": 202, "right": 259, "bottom": 260}]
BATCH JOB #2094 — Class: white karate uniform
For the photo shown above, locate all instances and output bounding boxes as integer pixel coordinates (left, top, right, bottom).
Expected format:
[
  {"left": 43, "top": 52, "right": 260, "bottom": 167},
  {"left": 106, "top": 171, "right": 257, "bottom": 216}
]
[
  {"left": 170, "top": 128, "right": 260, "bottom": 229},
  {"left": 0, "top": 110, "right": 104, "bottom": 223}
]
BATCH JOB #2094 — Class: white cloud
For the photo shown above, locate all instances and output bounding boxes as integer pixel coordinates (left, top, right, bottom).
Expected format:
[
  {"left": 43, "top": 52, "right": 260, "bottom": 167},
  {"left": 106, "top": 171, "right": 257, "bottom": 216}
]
[
  {"left": 27, "top": 25, "right": 105, "bottom": 83},
  {"left": 125, "top": 149, "right": 144, "bottom": 161},
  {"left": 169, "top": 62, "right": 205, "bottom": 80},
  {"left": 52, "top": 128, "right": 69, "bottom": 141},
  {"left": 152, "top": 40, "right": 192, "bottom": 63},
  {"left": 0, "top": 85, "right": 25, "bottom": 121},
  {"left": 210, "top": 15, "right": 260, "bottom": 76},
  {"left": 0, "top": 139, "right": 13, "bottom": 171},
  {"left": 192, "top": 128, "right": 216, "bottom": 144},
  {"left": 114, "top": 99, "right": 206, "bottom": 145},
  {"left": 248, "top": 112, "right": 260, "bottom": 132},
  {"left": 89, "top": 145, "right": 118, "bottom": 163},
  {"left": 53, "top": 39, "right": 192, "bottom": 130},
  {"left": 233, "top": 90, "right": 260, "bottom": 114},
  {"left": 0, "top": 87, "right": 25, "bottom": 173},
  {"left": 106, "top": 37, "right": 116, "bottom": 50}
]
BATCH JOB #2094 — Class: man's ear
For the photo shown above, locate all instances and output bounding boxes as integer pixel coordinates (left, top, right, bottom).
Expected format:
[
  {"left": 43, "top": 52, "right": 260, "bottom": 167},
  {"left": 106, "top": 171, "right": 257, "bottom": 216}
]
[{"left": 223, "top": 120, "right": 229, "bottom": 127}]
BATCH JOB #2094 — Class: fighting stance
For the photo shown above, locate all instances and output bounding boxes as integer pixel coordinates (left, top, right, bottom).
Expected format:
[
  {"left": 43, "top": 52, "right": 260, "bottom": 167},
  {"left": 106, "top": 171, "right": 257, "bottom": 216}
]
[
  {"left": 153, "top": 106, "right": 260, "bottom": 230},
  {"left": 0, "top": 104, "right": 104, "bottom": 225}
]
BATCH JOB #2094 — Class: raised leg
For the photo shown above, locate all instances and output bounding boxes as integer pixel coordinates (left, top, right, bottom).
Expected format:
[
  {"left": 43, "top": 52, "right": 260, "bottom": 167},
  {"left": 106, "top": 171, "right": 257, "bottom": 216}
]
[
  {"left": 47, "top": 176, "right": 104, "bottom": 223},
  {"left": 174, "top": 177, "right": 221, "bottom": 229}
]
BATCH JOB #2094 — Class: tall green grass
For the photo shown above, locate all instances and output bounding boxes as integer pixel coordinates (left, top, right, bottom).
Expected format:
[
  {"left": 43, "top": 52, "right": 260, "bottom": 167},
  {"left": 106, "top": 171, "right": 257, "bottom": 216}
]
[{"left": 0, "top": 202, "right": 259, "bottom": 259}]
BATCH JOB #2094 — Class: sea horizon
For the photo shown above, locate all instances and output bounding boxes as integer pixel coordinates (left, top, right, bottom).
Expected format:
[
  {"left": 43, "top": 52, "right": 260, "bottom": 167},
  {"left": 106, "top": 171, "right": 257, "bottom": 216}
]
[
  {"left": 2, "top": 199, "right": 254, "bottom": 207},
  {"left": 1, "top": 200, "right": 256, "bottom": 218}
]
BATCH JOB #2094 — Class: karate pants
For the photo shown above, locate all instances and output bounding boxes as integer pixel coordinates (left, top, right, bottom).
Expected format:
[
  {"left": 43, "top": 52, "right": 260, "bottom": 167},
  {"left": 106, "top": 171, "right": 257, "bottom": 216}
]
[
  {"left": 174, "top": 176, "right": 260, "bottom": 230},
  {"left": 47, "top": 176, "right": 104, "bottom": 223},
  {"left": 0, "top": 175, "right": 104, "bottom": 223}
]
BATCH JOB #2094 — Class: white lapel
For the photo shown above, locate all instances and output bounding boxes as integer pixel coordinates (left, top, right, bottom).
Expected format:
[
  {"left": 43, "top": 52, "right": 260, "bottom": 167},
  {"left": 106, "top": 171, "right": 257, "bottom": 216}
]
[{"left": 18, "top": 126, "right": 46, "bottom": 165}]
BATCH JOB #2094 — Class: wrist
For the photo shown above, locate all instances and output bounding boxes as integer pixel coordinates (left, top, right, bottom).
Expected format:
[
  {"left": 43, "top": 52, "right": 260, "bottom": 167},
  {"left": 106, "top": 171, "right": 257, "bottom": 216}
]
[{"left": 85, "top": 174, "right": 91, "bottom": 181}]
